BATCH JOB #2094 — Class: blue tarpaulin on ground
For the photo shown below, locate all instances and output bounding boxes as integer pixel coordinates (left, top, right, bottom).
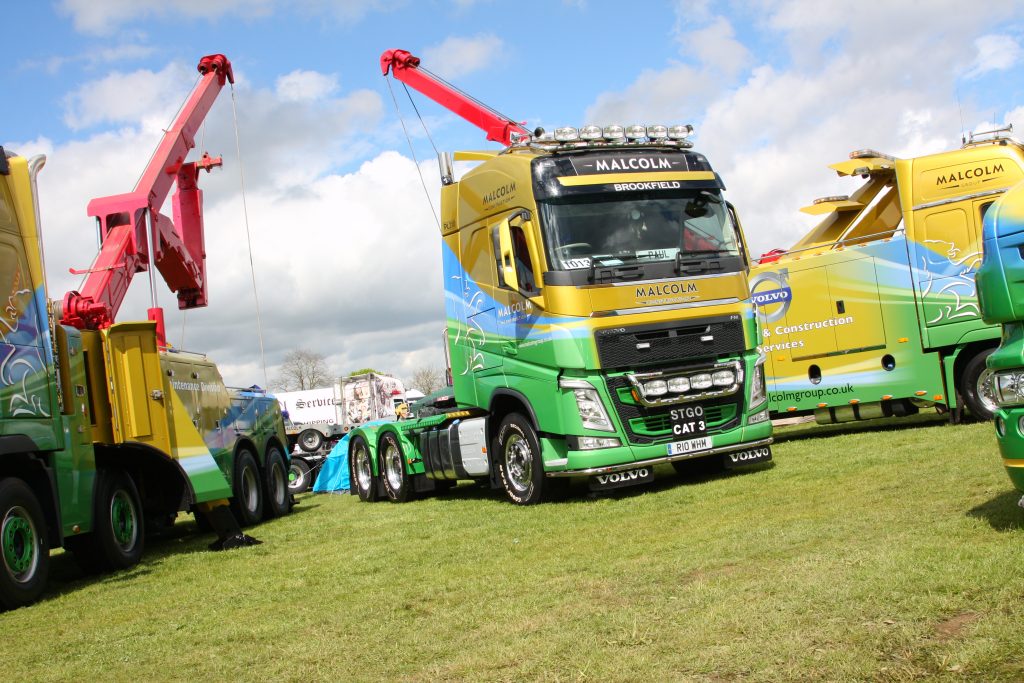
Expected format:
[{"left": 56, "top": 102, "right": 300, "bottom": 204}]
[{"left": 311, "top": 420, "right": 390, "bottom": 493}]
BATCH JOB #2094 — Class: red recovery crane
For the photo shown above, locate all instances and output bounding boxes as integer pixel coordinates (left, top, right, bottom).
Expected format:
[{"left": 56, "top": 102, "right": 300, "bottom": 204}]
[
  {"left": 380, "top": 49, "right": 531, "bottom": 146},
  {"left": 60, "top": 53, "right": 234, "bottom": 346}
]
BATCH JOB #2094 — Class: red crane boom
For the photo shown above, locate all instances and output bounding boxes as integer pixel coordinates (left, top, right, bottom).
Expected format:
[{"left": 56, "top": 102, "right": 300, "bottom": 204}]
[
  {"left": 61, "top": 53, "right": 234, "bottom": 346},
  {"left": 380, "top": 49, "right": 530, "bottom": 146}
]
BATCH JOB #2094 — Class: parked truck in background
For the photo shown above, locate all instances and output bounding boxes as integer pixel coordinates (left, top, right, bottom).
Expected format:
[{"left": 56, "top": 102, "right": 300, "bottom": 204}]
[
  {"left": 976, "top": 177, "right": 1024, "bottom": 500},
  {"left": 344, "top": 49, "right": 772, "bottom": 506},
  {"left": 0, "top": 55, "right": 291, "bottom": 610},
  {"left": 277, "top": 372, "right": 405, "bottom": 491},
  {"left": 750, "top": 128, "right": 1024, "bottom": 426}
]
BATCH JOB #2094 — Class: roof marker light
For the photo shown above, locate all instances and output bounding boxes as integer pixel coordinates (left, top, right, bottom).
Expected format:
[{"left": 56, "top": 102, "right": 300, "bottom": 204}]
[
  {"left": 625, "top": 125, "right": 646, "bottom": 140},
  {"left": 647, "top": 125, "right": 668, "bottom": 139},
  {"left": 603, "top": 125, "right": 625, "bottom": 140},
  {"left": 555, "top": 127, "right": 579, "bottom": 142},
  {"left": 668, "top": 124, "right": 694, "bottom": 140}
]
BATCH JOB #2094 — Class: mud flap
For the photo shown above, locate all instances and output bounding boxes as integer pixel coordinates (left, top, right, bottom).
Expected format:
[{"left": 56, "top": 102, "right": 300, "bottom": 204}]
[{"left": 197, "top": 502, "right": 262, "bottom": 551}]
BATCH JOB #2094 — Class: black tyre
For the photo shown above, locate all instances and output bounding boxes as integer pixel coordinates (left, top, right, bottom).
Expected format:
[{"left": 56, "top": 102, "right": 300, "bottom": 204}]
[
  {"left": 495, "top": 413, "right": 545, "bottom": 505},
  {"left": 91, "top": 470, "right": 144, "bottom": 571},
  {"left": 961, "top": 348, "right": 996, "bottom": 421},
  {"left": 379, "top": 432, "right": 412, "bottom": 503},
  {"left": 263, "top": 446, "right": 291, "bottom": 518},
  {"left": 0, "top": 478, "right": 49, "bottom": 610},
  {"left": 288, "top": 458, "right": 312, "bottom": 494},
  {"left": 298, "top": 429, "right": 325, "bottom": 453},
  {"left": 230, "top": 449, "right": 264, "bottom": 526},
  {"left": 350, "top": 435, "right": 378, "bottom": 502},
  {"left": 672, "top": 455, "right": 725, "bottom": 478}
]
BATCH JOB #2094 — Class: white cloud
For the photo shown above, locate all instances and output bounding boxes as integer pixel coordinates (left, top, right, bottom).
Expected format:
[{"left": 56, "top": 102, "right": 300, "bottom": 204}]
[
  {"left": 58, "top": 0, "right": 387, "bottom": 35},
  {"left": 586, "top": 2, "right": 1024, "bottom": 256},
  {"left": 275, "top": 70, "right": 340, "bottom": 102},
  {"left": 965, "top": 34, "right": 1022, "bottom": 79},
  {"left": 420, "top": 34, "right": 505, "bottom": 80},
  {"left": 62, "top": 62, "right": 195, "bottom": 130}
]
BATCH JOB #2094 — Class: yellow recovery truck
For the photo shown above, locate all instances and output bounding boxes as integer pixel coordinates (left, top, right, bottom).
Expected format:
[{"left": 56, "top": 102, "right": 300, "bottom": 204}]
[{"left": 751, "top": 128, "right": 1024, "bottom": 424}]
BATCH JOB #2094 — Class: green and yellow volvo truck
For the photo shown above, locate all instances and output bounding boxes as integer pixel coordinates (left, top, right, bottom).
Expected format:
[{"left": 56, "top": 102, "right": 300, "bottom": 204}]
[
  {"left": 977, "top": 177, "right": 1024, "bottom": 499},
  {"left": 342, "top": 50, "right": 773, "bottom": 505},
  {"left": 750, "top": 129, "right": 1024, "bottom": 424}
]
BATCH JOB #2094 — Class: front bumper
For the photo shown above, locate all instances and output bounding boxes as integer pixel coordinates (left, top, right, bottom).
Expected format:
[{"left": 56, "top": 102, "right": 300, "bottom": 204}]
[{"left": 546, "top": 436, "right": 773, "bottom": 477}]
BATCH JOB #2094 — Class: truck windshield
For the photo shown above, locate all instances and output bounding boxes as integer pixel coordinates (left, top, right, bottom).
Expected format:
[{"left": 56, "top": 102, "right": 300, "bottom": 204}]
[{"left": 538, "top": 191, "right": 741, "bottom": 271}]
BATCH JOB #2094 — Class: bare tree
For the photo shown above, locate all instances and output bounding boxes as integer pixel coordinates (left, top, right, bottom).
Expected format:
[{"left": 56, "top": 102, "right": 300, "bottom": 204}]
[
  {"left": 409, "top": 364, "right": 445, "bottom": 395},
  {"left": 274, "top": 349, "right": 331, "bottom": 391}
]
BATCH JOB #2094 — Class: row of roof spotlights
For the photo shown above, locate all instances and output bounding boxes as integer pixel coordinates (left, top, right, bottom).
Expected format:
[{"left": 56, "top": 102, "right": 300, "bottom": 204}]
[{"left": 532, "top": 124, "right": 696, "bottom": 143}]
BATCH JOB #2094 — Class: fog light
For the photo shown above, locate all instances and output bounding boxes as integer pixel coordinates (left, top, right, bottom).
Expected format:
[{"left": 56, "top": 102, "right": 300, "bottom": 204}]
[
  {"left": 1018, "top": 415, "right": 1024, "bottom": 436},
  {"left": 647, "top": 124, "right": 668, "bottom": 139},
  {"left": 668, "top": 124, "right": 694, "bottom": 139},
  {"left": 625, "top": 124, "right": 646, "bottom": 140},
  {"left": 712, "top": 370, "right": 735, "bottom": 387},
  {"left": 691, "top": 373, "right": 712, "bottom": 390},
  {"left": 576, "top": 436, "right": 621, "bottom": 450},
  {"left": 667, "top": 376, "right": 690, "bottom": 393},
  {"left": 996, "top": 415, "right": 1006, "bottom": 437},
  {"left": 580, "top": 125, "right": 602, "bottom": 140},
  {"left": 747, "top": 409, "right": 769, "bottom": 425}
]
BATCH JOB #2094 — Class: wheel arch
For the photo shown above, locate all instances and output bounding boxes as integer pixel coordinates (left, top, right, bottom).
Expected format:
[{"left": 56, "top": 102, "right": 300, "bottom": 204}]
[
  {"left": 93, "top": 443, "right": 193, "bottom": 519},
  {"left": 488, "top": 388, "right": 538, "bottom": 439},
  {"left": 952, "top": 340, "right": 999, "bottom": 393},
  {"left": 0, "top": 443, "right": 61, "bottom": 548}
]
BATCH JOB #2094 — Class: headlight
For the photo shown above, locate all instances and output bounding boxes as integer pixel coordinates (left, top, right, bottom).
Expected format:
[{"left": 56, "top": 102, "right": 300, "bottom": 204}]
[
  {"left": 560, "top": 378, "right": 616, "bottom": 432},
  {"left": 749, "top": 362, "right": 767, "bottom": 408},
  {"left": 995, "top": 370, "right": 1024, "bottom": 406}
]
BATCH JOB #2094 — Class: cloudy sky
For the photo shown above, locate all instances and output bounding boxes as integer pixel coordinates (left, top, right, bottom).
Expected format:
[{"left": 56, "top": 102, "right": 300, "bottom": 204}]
[{"left": 4, "top": 1, "right": 1024, "bottom": 389}]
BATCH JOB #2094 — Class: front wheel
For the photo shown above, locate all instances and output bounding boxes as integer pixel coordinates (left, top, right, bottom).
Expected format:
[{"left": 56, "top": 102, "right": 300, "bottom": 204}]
[
  {"left": 379, "top": 432, "right": 412, "bottom": 503},
  {"left": 495, "top": 413, "right": 545, "bottom": 505},
  {"left": 350, "top": 435, "right": 378, "bottom": 502},
  {"left": 298, "top": 429, "right": 325, "bottom": 453},
  {"left": 0, "top": 478, "right": 49, "bottom": 610},
  {"left": 231, "top": 449, "right": 264, "bottom": 526},
  {"left": 263, "top": 446, "right": 291, "bottom": 518},
  {"left": 960, "top": 349, "right": 996, "bottom": 421}
]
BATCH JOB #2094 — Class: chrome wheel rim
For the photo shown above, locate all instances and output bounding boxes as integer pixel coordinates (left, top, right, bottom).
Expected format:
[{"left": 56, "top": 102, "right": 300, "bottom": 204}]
[
  {"left": 355, "top": 445, "right": 373, "bottom": 491},
  {"left": 384, "top": 443, "right": 404, "bottom": 491},
  {"left": 504, "top": 433, "right": 533, "bottom": 493}
]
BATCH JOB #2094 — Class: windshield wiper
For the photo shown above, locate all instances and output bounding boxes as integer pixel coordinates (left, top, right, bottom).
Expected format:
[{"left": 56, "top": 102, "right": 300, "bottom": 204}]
[
  {"left": 675, "top": 250, "right": 728, "bottom": 276},
  {"left": 588, "top": 255, "right": 645, "bottom": 283}
]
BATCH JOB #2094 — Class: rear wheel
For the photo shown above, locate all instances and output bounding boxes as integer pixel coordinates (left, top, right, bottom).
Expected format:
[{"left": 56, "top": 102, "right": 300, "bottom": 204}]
[
  {"left": 288, "top": 458, "right": 312, "bottom": 494},
  {"left": 93, "top": 470, "right": 144, "bottom": 570},
  {"left": 263, "top": 446, "right": 290, "bottom": 518},
  {"left": 495, "top": 413, "right": 545, "bottom": 505},
  {"left": 230, "top": 449, "right": 264, "bottom": 526},
  {"left": 960, "top": 349, "right": 996, "bottom": 421},
  {"left": 0, "top": 478, "right": 49, "bottom": 610},
  {"left": 379, "top": 432, "right": 412, "bottom": 503},
  {"left": 350, "top": 435, "right": 378, "bottom": 502},
  {"left": 298, "top": 429, "right": 325, "bottom": 453}
]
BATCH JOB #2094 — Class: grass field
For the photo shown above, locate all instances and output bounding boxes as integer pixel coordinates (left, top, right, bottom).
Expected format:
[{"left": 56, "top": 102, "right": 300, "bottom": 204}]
[{"left": 4, "top": 415, "right": 1024, "bottom": 681}]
